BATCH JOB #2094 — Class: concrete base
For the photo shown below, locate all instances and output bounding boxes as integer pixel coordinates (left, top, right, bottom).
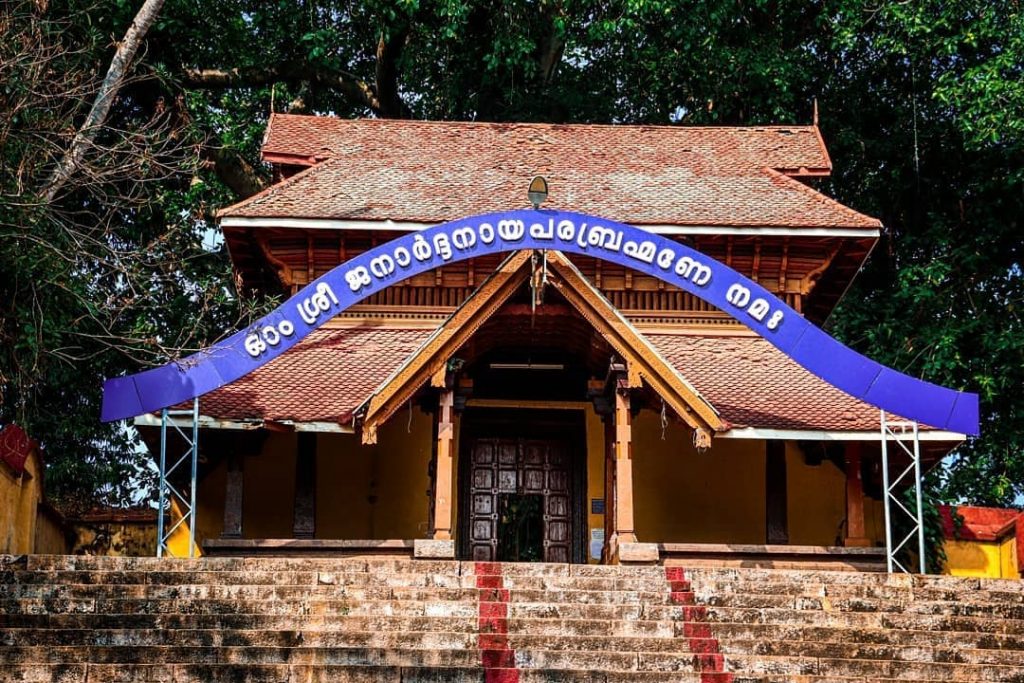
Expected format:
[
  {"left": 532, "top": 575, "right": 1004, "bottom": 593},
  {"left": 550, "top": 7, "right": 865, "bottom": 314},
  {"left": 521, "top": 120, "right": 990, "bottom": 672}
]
[
  {"left": 414, "top": 539, "right": 455, "bottom": 559},
  {"left": 617, "top": 542, "right": 660, "bottom": 564}
]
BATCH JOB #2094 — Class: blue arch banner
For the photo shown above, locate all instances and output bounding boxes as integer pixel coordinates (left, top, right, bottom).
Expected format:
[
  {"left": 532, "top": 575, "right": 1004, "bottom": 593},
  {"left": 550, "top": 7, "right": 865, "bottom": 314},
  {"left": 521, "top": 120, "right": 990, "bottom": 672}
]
[{"left": 101, "top": 210, "right": 979, "bottom": 435}]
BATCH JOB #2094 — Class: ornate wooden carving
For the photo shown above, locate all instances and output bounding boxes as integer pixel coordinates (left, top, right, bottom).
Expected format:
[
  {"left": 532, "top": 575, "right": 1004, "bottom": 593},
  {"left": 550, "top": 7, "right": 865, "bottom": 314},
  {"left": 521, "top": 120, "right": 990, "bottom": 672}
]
[
  {"left": 546, "top": 252, "right": 723, "bottom": 436},
  {"left": 359, "top": 251, "right": 533, "bottom": 444}
]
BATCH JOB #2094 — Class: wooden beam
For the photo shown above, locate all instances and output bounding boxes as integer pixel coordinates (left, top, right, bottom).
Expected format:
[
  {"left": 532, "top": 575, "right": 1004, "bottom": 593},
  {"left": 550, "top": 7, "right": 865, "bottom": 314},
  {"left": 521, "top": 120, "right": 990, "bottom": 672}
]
[
  {"left": 432, "top": 390, "right": 455, "bottom": 541},
  {"left": 612, "top": 382, "right": 637, "bottom": 554},
  {"left": 360, "top": 251, "right": 533, "bottom": 444},
  {"left": 778, "top": 238, "right": 790, "bottom": 293},
  {"left": 602, "top": 412, "right": 616, "bottom": 564},
  {"left": 253, "top": 233, "right": 294, "bottom": 288},
  {"left": 546, "top": 252, "right": 723, "bottom": 436},
  {"left": 306, "top": 234, "right": 314, "bottom": 283},
  {"left": 844, "top": 442, "right": 871, "bottom": 547}
]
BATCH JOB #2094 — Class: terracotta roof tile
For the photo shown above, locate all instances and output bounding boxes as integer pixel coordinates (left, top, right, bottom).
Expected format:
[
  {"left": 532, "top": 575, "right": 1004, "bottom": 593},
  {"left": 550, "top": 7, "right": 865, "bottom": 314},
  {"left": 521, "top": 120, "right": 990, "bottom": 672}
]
[
  {"left": 198, "top": 326, "right": 899, "bottom": 433},
  {"left": 647, "top": 333, "right": 894, "bottom": 431},
  {"left": 220, "top": 115, "right": 880, "bottom": 230},
  {"left": 197, "top": 327, "right": 434, "bottom": 424}
]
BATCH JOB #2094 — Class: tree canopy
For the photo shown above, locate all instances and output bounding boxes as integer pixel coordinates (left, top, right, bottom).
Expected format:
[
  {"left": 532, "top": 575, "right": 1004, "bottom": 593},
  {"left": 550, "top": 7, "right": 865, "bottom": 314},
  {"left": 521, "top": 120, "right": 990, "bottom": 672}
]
[{"left": 1, "top": 0, "right": 1020, "bottom": 509}]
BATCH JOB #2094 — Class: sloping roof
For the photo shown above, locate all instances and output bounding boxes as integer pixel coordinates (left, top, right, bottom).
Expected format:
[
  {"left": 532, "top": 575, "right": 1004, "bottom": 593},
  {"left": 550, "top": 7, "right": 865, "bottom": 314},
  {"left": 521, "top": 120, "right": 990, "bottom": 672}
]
[
  {"left": 220, "top": 116, "right": 880, "bottom": 230},
  {"left": 261, "top": 115, "right": 833, "bottom": 171},
  {"left": 357, "top": 250, "right": 724, "bottom": 444},
  {"left": 194, "top": 327, "right": 434, "bottom": 424},
  {"left": 647, "top": 333, "right": 886, "bottom": 431},
  {"left": 194, "top": 325, "right": 907, "bottom": 434}
]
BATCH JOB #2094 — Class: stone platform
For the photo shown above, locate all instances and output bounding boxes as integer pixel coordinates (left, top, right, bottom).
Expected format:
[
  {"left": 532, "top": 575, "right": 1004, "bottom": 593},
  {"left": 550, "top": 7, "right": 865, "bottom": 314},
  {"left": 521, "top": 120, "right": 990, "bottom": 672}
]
[{"left": 1, "top": 554, "right": 1023, "bottom": 681}]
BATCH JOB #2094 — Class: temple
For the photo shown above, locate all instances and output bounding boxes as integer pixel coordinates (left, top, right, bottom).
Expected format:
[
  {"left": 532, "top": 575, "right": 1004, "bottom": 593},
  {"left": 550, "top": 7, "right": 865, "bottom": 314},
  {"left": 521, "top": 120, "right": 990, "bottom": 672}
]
[{"left": 132, "top": 116, "right": 970, "bottom": 568}]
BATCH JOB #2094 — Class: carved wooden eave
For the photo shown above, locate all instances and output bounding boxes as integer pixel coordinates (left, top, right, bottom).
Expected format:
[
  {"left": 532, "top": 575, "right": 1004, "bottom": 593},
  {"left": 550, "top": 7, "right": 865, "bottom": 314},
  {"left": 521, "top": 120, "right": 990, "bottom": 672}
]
[
  {"left": 356, "top": 249, "right": 725, "bottom": 445},
  {"left": 357, "top": 250, "right": 534, "bottom": 444},
  {"left": 543, "top": 251, "right": 724, "bottom": 440}
]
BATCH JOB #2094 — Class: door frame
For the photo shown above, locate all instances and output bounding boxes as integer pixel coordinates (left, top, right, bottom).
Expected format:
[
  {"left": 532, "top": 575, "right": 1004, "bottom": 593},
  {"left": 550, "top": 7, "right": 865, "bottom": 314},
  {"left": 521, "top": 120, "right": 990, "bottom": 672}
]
[{"left": 456, "top": 407, "right": 588, "bottom": 563}]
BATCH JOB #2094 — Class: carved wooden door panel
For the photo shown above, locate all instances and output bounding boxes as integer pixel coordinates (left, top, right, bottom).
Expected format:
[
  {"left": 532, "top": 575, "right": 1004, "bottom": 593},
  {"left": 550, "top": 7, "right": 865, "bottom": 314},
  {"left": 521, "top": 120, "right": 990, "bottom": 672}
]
[
  {"left": 467, "top": 438, "right": 500, "bottom": 562},
  {"left": 466, "top": 437, "right": 573, "bottom": 563},
  {"left": 530, "top": 439, "right": 572, "bottom": 563}
]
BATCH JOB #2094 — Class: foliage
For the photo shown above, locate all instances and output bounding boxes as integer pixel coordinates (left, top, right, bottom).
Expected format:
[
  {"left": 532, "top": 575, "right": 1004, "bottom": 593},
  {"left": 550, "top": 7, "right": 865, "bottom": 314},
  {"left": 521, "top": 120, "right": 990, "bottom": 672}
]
[
  {"left": 0, "top": 1, "right": 267, "bottom": 512},
  {"left": 1, "top": 0, "right": 1021, "bottom": 510}
]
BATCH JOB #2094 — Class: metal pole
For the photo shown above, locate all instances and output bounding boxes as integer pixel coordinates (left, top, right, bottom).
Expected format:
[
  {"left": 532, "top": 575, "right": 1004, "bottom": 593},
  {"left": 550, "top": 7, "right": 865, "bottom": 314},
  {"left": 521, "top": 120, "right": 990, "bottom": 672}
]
[
  {"left": 913, "top": 420, "right": 926, "bottom": 574},
  {"left": 880, "top": 410, "right": 893, "bottom": 573},
  {"left": 157, "top": 408, "right": 168, "bottom": 558},
  {"left": 189, "top": 397, "right": 199, "bottom": 558}
]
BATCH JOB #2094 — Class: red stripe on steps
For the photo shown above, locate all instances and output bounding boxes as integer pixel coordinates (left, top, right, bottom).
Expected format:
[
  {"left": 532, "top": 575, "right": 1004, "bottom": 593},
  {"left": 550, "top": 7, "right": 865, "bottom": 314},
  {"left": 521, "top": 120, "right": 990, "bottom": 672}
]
[
  {"left": 666, "top": 566, "right": 734, "bottom": 683},
  {"left": 476, "top": 562, "right": 520, "bottom": 683}
]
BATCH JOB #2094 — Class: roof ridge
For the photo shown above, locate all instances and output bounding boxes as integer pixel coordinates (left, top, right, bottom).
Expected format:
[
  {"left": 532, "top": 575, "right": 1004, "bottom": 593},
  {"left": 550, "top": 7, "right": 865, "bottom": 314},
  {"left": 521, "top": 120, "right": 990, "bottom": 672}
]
[
  {"left": 761, "top": 167, "right": 882, "bottom": 229},
  {"left": 266, "top": 113, "right": 824, "bottom": 134}
]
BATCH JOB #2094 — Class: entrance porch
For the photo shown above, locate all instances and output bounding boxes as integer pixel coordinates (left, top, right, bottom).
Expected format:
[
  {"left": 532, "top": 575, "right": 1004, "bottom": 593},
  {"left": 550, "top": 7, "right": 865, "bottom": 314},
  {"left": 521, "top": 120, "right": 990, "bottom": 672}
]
[{"left": 143, "top": 250, "right": 958, "bottom": 570}]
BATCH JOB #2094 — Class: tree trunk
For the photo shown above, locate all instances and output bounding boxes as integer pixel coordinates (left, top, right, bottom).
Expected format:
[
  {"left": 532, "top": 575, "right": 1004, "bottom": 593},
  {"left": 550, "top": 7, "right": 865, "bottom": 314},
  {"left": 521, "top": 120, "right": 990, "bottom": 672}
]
[{"left": 43, "top": 0, "right": 166, "bottom": 202}]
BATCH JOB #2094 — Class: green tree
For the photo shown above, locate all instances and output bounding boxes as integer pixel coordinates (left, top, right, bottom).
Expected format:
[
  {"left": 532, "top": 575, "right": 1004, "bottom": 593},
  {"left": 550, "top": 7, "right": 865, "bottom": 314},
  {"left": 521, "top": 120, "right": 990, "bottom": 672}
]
[{"left": 2, "top": 0, "right": 1021, "bottom": 510}]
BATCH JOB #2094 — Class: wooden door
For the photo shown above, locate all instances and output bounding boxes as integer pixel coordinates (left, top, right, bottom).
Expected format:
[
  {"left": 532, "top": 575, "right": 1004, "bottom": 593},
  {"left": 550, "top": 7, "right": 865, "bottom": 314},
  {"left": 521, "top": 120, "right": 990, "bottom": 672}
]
[{"left": 465, "top": 437, "right": 574, "bottom": 562}]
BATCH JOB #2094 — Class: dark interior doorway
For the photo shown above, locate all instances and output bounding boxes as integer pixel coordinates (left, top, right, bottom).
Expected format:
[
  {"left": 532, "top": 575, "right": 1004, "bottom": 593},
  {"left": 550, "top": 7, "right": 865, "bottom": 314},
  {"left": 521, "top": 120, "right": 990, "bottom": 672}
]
[
  {"left": 457, "top": 409, "right": 586, "bottom": 563},
  {"left": 497, "top": 493, "right": 544, "bottom": 562}
]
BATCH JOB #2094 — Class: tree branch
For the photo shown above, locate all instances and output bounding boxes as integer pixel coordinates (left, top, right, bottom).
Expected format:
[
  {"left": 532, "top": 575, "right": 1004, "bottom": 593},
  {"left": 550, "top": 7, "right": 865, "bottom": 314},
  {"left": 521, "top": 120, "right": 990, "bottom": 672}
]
[
  {"left": 375, "top": 26, "right": 412, "bottom": 118},
  {"left": 202, "top": 147, "right": 268, "bottom": 198},
  {"left": 43, "top": 0, "right": 166, "bottom": 202},
  {"left": 183, "top": 64, "right": 383, "bottom": 115}
]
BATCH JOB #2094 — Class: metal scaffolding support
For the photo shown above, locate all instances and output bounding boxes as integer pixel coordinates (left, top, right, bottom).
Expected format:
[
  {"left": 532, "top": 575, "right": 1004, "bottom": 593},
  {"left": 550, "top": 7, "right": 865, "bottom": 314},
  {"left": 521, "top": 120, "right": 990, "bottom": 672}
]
[
  {"left": 157, "top": 398, "right": 200, "bottom": 557},
  {"left": 880, "top": 410, "right": 926, "bottom": 574}
]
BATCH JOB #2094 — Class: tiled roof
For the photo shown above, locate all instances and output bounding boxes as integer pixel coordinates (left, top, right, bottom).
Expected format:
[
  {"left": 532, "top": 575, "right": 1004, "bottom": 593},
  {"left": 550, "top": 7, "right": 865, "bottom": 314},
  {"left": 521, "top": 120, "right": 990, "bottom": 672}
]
[
  {"left": 647, "top": 333, "right": 893, "bottom": 431},
  {"left": 196, "top": 327, "right": 434, "bottom": 424},
  {"left": 220, "top": 115, "right": 880, "bottom": 230},
  {"left": 261, "top": 115, "right": 833, "bottom": 171},
  {"left": 198, "top": 325, "right": 900, "bottom": 433}
]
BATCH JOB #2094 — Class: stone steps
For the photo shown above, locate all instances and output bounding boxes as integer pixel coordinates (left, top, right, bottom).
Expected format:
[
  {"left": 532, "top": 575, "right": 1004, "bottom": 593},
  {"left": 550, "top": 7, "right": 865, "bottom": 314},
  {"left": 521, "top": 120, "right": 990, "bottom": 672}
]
[
  {"left": 0, "top": 582, "right": 675, "bottom": 605},
  {"left": 709, "top": 622, "right": 1024, "bottom": 650},
  {"left": 0, "top": 664, "right": 738, "bottom": 683},
  {"left": 2, "top": 556, "right": 1023, "bottom": 682},
  {"left": 0, "top": 645, "right": 702, "bottom": 670}
]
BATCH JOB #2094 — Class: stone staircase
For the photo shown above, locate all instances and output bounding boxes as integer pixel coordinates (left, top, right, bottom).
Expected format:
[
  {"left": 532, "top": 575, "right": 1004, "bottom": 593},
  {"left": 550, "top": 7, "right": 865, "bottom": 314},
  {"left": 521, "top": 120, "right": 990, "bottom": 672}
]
[{"left": 1, "top": 555, "right": 1023, "bottom": 682}]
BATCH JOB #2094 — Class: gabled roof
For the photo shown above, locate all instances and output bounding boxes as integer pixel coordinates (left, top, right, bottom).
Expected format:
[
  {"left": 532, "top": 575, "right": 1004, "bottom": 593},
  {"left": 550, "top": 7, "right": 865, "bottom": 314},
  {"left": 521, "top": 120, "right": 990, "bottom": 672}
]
[
  {"left": 357, "top": 249, "right": 725, "bottom": 444},
  {"left": 220, "top": 115, "right": 880, "bottom": 231},
  {"left": 261, "top": 114, "right": 833, "bottom": 172},
  {"left": 648, "top": 333, "right": 886, "bottom": 431},
  {"left": 186, "top": 327, "right": 434, "bottom": 425},
  {"left": 184, "top": 324, "right": 946, "bottom": 435}
]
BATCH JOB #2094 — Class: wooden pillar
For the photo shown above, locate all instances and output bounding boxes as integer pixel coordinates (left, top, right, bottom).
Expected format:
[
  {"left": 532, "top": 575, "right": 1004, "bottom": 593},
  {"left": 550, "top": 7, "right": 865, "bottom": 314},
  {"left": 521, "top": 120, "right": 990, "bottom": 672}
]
[
  {"left": 292, "top": 432, "right": 316, "bottom": 539},
  {"left": 221, "top": 452, "right": 244, "bottom": 539},
  {"left": 612, "top": 386, "right": 637, "bottom": 548},
  {"left": 432, "top": 390, "right": 455, "bottom": 540},
  {"left": 844, "top": 442, "right": 871, "bottom": 547},
  {"left": 765, "top": 440, "right": 789, "bottom": 544},
  {"left": 602, "top": 415, "right": 616, "bottom": 564}
]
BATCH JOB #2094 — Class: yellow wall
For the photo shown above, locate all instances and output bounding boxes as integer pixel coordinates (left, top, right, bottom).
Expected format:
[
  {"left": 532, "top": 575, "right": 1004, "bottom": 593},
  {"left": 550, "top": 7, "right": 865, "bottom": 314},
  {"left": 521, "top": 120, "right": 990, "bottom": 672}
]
[
  {"left": 785, "top": 444, "right": 846, "bottom": 546},
  {"left": 184, "top": 409, "right": 904, "bottom": 557},
  {"left": 71, "top": 520, "right": 157, "bottom": 556},
  {"left": 632, "top": 410, "right": 766, "bottom": 544},
  {"left": 34, "top": 506, "right": 68, "bottom": 554},
  {"left": 585, "top": 407, "right": 605, "bottom": 563},
  {"left": 944, "top": 535, "right": 1019, "bottom": 579},
  {"left": 0, "top": 449, "right": 45, "bottom": 554},
  {"left": 190, "top": 410, "right": 435, "bottom": 547}
]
